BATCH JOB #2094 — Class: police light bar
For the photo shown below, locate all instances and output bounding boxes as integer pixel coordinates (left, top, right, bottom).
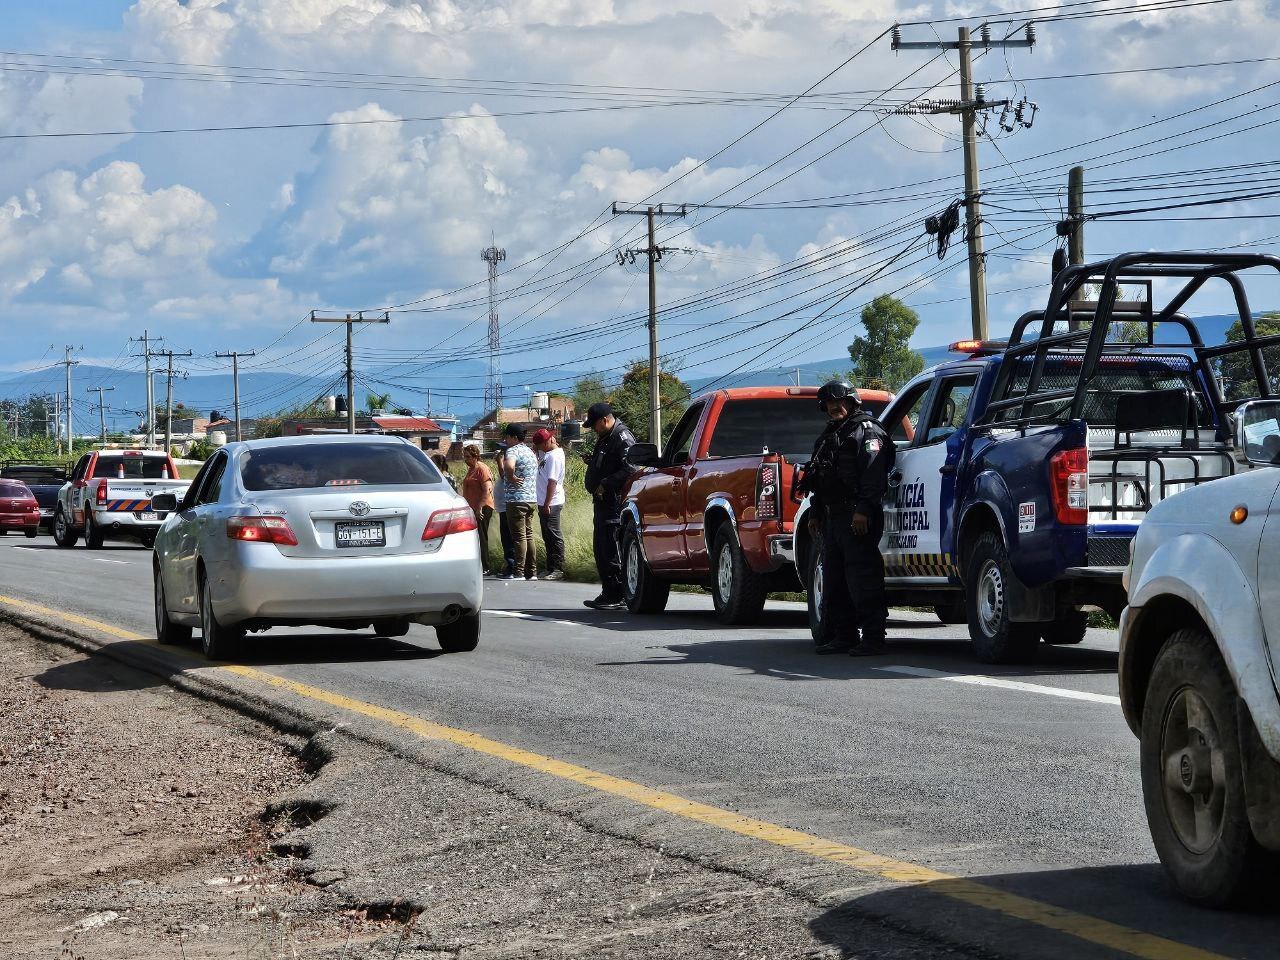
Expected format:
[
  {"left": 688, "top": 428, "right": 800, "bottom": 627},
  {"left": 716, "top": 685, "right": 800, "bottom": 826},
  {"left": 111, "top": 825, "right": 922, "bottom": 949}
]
[{"left": 949, "top": 339, "right": 1007, "bottom": 356}]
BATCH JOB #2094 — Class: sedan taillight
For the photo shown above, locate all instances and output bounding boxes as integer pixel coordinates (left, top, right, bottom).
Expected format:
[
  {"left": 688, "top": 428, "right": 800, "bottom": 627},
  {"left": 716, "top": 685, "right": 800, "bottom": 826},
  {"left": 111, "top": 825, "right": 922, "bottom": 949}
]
[
  {"left": 422, "top": 507, "right": 478, "bottom": 542},
  {"left": 227, "top": 516, "right": 299, "bottom": 545}
]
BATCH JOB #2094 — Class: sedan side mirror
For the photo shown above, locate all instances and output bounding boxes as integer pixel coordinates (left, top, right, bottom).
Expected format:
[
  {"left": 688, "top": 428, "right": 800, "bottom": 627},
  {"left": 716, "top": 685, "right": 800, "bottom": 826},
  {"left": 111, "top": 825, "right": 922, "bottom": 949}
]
[
  {"left": 1234, "top": 399, "right": 1280, "bottom": 467},
  {"left": 626, "top": 443, "right": 661, "bottom": 468},
  {"left": 151, "top": 492, "right": 179, "bottom": 512}
]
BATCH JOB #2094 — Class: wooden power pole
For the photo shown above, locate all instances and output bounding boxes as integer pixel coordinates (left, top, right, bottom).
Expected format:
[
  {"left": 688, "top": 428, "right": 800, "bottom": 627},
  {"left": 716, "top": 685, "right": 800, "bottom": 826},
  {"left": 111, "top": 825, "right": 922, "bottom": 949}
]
[
  {"left": 611, "top": 202, "right": 688, "bottom": 452},
  {"left": 215, "top": 350, "right": 256, "bottom": 441},
  {"left": 310, "top": 311, "right": 391, "bottom": 434},
  {"left": 891, "top": 24, "right": 1036, "bottom": 341}
]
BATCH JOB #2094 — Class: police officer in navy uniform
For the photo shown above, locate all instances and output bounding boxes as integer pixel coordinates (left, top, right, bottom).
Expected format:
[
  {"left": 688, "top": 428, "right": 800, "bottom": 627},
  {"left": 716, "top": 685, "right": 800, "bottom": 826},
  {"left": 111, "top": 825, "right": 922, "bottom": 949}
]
[
  {"left": 805, "top": 381, "right": 894, "bottom": 655},
  {"left": 582, "top": 402, "right": 636, "bottom": 610}
]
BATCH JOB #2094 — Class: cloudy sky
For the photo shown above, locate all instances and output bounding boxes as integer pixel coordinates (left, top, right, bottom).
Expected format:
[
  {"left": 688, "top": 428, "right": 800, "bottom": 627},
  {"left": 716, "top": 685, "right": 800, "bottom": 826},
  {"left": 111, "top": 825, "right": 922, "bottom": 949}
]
[{"left": 3, "top": 0, "right": 1279, "bottom": 417}]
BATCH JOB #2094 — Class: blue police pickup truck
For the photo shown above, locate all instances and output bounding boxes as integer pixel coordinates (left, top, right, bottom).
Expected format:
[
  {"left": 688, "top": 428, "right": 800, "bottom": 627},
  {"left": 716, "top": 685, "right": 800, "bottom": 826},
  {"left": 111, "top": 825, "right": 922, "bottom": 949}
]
[{"left": 793, "top": 252, "right": 1280, "bottom": 662}]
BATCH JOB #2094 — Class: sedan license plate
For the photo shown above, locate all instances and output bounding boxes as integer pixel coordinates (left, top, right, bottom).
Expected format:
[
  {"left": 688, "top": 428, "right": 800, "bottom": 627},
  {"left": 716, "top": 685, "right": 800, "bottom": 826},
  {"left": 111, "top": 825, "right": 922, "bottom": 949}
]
[
  {"left": 137, "top": 511, "right": 160, "bottom": 522},
  {"left": 336, "top": 520, "right": 385, "bottom": 548}
]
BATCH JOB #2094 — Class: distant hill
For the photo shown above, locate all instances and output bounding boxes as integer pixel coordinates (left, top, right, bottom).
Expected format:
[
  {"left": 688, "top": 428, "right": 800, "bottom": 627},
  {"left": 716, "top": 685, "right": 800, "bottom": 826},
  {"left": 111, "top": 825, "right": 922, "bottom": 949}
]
[{"left": 2, "top": 312, "right": 1266, "bottom": 429}]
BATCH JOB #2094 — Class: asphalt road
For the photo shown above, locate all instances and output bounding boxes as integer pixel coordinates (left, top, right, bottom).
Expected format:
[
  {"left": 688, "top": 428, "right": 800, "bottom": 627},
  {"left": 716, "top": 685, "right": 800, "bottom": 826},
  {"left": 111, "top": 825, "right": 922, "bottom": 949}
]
[{"left": 3, "top": 533, "right": 1277, "bottom": 958}]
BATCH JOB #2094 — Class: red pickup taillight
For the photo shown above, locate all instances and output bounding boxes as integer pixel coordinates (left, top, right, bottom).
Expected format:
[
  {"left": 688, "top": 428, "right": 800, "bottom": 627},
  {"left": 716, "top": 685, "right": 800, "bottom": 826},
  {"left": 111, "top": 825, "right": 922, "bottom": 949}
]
[
  {"left": 96, "top": 480, "right": 108, "bottom": 505},
  {"left": 1049, "top": 447, "right": 1089, "bottom": 524},
  {"left": 756, "top": 459, "right": 781, "bottom": 522},
  {"left": 422, "top": 507, "right": 478, "bottom": 542},
  {"left": 227, "top": 516, "right": 298, "bottom": 545}
]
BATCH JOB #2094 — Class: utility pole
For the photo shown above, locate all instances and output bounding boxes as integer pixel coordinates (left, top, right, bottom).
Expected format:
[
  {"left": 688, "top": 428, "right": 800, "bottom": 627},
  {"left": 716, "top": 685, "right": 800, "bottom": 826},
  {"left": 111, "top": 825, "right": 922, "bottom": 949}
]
[
  {"left": 891, "top": 23, "right": 1036, "bottom": 341},
  {"left": 149, "top": 349, "right": 193, "bottom": 454},
  {"left": 59, "top": 346, "right": 81, "bottom": 454},
  {"left": 129, "top": 331, "right": 161, "bottom": 448},
  {"left": 215, "top": 350, "right": 256, "bottom": 441},
  {"left": 481, "top": 240, "right": 506, "bottom": 417},
  {"left": 611, "top": 202, "right": 689, "bottom": 452},
  {"left": 310, "top": 311, "right": 391, "bottom": 434},
  {"left": 1067, "top": 166, "right": 1085, "bottom": 265},
  {"left": 86, "top": 386, "right": 116, "bottom": 443}
]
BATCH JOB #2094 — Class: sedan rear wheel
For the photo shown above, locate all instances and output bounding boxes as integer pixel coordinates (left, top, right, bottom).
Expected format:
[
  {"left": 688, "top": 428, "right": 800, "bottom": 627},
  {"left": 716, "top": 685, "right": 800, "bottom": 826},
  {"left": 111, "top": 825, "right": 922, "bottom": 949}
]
[
  {"left": 199, "top": 571, "right": 244, "bottom": 660},
  {"left": 437, "top": 612, "right": 480, "bottom": 653}
]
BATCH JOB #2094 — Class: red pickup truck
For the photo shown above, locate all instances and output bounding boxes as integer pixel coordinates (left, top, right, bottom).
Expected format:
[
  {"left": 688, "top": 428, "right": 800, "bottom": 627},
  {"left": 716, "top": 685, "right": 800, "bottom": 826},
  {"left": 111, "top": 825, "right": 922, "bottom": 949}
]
[{"left": 619, "top": 385, "right": 891, "bottom": 623}]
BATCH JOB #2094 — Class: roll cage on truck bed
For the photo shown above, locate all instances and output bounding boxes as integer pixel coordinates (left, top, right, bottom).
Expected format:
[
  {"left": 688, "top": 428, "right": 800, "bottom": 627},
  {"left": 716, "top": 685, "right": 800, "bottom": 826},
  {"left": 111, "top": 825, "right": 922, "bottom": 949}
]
[{"left": 795, "top": 251, "right": 1280, "bottom": 663}]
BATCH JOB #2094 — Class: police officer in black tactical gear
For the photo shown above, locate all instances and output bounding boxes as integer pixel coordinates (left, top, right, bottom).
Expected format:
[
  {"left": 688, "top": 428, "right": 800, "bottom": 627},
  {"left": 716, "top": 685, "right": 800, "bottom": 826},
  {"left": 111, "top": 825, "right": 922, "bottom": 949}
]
[
  {"left": 582, "top": 402, "right": 636, "bottom": 610},
  {"left": 804, "top": 381, "right": 894, "bottom": 656}
]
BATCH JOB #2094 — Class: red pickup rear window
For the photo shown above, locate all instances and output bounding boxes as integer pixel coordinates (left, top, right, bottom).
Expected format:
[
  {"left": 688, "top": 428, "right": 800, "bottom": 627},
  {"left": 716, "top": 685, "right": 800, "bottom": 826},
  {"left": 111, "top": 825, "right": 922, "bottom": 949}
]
[{"left": 706, "top": 397, "right": 888, "bottom": 461}]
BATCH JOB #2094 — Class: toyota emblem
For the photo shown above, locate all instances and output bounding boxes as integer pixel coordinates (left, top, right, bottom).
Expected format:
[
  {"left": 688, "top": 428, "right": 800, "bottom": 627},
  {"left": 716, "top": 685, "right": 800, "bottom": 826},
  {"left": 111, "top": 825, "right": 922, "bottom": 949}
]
[{"left": 349, "top": 501, "right": 370, "bottom": 517}]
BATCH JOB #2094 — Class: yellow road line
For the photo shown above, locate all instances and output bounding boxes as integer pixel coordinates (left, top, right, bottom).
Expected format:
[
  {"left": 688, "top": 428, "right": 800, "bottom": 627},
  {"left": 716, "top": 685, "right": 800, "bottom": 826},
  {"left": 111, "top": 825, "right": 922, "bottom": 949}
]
[{"left": 0, "top": 594, "right": 1227, "bottom": 960}]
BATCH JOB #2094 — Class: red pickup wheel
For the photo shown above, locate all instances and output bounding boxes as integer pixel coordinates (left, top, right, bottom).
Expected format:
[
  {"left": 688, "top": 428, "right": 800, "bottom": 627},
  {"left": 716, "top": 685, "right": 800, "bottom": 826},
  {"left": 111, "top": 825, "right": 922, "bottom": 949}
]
[
  {"left": 621, "top": 525, "right": 670, "bottom": 614},
  {"left": 711, "top": 525, "right": 768, "bottom": 625}
]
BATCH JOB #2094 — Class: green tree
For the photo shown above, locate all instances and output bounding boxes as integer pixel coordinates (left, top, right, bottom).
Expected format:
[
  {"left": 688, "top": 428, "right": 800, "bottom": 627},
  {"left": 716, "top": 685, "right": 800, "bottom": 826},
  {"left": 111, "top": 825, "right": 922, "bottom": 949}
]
[
  {"left": 253, "top": 398, "right": 333, "bottom": 439},
  {"left": 365, "top": 391, "right": 392, "bottom": 414},
  {"left": 149, "top": 402, "right": 204, "bottom": 433},
  {"left": 1217, "top": 312, "right": 1280, "bottom": 401},
  {"left": 572, "top": 373, "right": 609, "bottom": 414},
  {"left": 607, "top": 361, "right": 691, "bottom": 444},
  {"left": 847, "top": 294, "right": 924, "bottom": 391}
]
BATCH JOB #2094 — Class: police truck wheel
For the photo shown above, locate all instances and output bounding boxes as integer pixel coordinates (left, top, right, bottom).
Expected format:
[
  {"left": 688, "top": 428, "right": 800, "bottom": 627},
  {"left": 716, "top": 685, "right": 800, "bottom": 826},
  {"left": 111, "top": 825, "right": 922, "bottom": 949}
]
[
  {"left": 622, "top": 525, "right": 670, "bottom": 614},
  {"left": 199, "top": 570, "right": 244, "bottom": 660},
  {"left": 711, "top": 526, "right": 767, "bottom": 625},
  {"left": 83, "top": 511, "right": 104, "bottom": 550},
  {"left": 807, "top": 530, "right": 828, "bottom": 643},
  {"left": 965, "top": 532, "right": 1039, "bottom": 663},
  {"left": 1141, "top": 628, "right": 1273, "bottom": 905},
  {"left": 934, "top": 600, "right": 966, "bottom": 625},
  {"left": 53, "top": 508, "right": 79, "bottom": 549},
  {"left": 1042, "top": 608, "right": 1089, "bottom": 645}
]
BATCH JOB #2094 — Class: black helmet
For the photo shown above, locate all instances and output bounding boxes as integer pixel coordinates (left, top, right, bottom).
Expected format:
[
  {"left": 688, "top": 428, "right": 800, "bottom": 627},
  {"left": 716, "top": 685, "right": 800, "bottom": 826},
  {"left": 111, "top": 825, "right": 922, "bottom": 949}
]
[{"left": 816, "top": 380, "right": 859, "bottom": 410}]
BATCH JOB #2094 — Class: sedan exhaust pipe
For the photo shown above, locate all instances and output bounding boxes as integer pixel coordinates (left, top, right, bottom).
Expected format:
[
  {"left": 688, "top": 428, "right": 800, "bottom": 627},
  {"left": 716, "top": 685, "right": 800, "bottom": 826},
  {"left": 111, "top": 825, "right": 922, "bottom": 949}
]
[{"left": 441, "top": 604, "right": 463, "bottom": 625}]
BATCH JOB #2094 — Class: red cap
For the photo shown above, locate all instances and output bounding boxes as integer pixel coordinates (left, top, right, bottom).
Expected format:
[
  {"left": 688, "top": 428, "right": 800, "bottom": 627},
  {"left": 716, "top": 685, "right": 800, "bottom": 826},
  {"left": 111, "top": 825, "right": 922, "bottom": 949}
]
[{"left": 529, "top": 428, "right": 554, "bottom": 444}]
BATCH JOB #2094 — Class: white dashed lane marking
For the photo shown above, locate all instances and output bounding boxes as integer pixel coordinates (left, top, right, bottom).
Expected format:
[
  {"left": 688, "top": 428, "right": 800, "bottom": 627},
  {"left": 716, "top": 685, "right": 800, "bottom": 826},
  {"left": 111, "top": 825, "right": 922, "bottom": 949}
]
[{"left": 875, "top": 665, "right": 1121, "bottom": 705}]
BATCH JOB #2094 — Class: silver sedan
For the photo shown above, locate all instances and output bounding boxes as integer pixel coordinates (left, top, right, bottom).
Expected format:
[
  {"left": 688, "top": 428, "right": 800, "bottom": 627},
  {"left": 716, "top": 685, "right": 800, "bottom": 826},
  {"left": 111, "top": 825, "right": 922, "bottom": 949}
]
[{"left": 152, "top": 435, "right": 483, "bottom": 659}]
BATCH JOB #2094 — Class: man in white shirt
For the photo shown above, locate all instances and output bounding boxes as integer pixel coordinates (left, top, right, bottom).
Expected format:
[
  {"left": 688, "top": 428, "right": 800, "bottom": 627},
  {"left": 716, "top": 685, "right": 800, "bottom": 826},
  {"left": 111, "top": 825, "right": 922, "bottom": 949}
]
[{"left": 531, "top": 428, "right": 566, "bottom": 581}]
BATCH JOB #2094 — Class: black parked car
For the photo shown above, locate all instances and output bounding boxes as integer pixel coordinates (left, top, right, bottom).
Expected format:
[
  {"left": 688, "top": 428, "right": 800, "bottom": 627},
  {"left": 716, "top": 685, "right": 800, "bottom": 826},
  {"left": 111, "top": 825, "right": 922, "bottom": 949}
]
[{"left": 0, "top": 462, "right": 69, "bottom": 531}]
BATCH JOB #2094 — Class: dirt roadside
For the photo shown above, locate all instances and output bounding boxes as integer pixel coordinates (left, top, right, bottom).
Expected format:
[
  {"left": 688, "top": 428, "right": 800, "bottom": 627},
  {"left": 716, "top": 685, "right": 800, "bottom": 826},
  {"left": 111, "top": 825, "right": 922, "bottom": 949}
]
[
  {"left": 0, "top": 624, "right": 397, "bottom": 959},
  {"left": 1, "top": 622, "right": 974, "bottom": 959}
]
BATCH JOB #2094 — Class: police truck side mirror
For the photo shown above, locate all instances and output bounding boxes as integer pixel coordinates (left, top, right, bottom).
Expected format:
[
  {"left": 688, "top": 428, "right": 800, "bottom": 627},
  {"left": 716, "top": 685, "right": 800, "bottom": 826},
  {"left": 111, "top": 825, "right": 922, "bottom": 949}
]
[
  {"left": 1234, "top": 399, "right": 1280, "bottom": 467},
  {"left": 627, "top": 443, "right": 661, "bottom": 468}
]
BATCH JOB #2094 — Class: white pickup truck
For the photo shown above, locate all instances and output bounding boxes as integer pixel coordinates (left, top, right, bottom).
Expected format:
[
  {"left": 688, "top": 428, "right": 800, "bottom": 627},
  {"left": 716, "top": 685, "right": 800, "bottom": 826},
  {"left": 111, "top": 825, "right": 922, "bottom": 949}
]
[
  {"left": 1121, "top": 397, "right": 1280, "bottom": 905},
  {"left": 53, "top": 449, "right": 189, "bottom": 549}
]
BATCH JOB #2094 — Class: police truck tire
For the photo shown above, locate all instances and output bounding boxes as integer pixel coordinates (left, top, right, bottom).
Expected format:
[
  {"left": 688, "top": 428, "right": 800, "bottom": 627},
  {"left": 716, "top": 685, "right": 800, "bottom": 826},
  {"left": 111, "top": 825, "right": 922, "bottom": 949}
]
[
  {"left": 622, "top": 525, "right": 670, "bottom": 614},
  {"left": 1141, "top": 628, "right": 1273, "bottom": 906},
  {"left": 53, "top": 508, "right": 79, "bottom": 548},
  {"left": 934, "top": 601, "right": 966, "bottom": 625},
  {"left": 1042, "top": 608, "right": 1089, "bottom": 645},
  {"left": 807, "top": 530, "right": 829, "bottom": 643},
  {"left": 711, "top": 526, "right": 767, "bottom": 625},
  {"left": 83, "top": 511, "right": 104, "bottom": 550},
  {"left": 965, "top": 532, "right": 1039, "bottom": 663}
]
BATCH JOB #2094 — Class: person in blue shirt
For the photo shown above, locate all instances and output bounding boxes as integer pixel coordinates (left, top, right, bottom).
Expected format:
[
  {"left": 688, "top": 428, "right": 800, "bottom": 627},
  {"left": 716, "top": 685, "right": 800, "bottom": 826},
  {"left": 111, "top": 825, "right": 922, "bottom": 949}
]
[{"left": 501, "top": 424, "right": 540, "bottom": 581}]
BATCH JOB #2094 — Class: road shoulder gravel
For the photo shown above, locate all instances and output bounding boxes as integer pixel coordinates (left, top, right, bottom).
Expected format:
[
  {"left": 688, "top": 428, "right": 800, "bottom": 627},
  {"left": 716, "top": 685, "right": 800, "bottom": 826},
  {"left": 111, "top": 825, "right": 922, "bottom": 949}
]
[{"left": 0, "top": 610, "right": 989, "bottom": 958}]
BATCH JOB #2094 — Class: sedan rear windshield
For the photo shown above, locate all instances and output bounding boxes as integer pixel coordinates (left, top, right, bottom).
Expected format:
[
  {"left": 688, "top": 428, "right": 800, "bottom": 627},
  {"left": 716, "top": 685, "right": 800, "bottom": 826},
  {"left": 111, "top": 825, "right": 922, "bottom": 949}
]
[
  {"left": 240, "top": 442, "right": 443, "bottom": 491},
  {"left": 92, "top": 455, "right": 174, "bottom": 479},
  {"left": 705, "top": 396, "right": 889, "bottom": 461},
  {"left": 0, "top": 481, "right": 31, "bottom": 498}
]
